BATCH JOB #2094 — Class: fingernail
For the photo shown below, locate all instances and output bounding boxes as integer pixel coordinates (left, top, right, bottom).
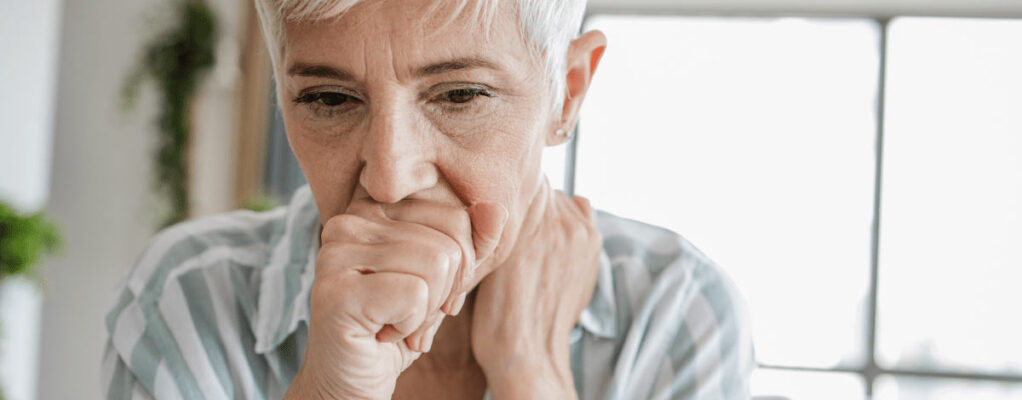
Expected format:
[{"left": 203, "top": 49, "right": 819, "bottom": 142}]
[
  {"left": 451, "top": 292, "right": 468, "bottom": 316},
  {"left": 419, "top": 333, "right": 430, "bottom": 352},
  {"left": 441, "top": 296, "right": 455, "bottom": 315},
  {"left": 423, "top": 335, "right": 433, "bottom": 352}
]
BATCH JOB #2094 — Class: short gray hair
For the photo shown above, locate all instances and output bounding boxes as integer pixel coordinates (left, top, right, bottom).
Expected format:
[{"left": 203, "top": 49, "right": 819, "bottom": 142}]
[{"left": 254, "top": 0, "right": 587, "bottom": 113}]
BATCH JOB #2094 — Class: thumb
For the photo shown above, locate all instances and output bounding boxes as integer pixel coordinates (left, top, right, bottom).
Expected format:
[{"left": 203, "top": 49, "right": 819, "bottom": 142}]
[{"left": 467, "top": 202, "right": 508, "bottom": 264}]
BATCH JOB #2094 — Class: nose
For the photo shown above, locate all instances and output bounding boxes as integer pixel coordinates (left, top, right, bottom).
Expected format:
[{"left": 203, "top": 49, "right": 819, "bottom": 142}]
[{"left": 358, "top": 103, "right": 438, "bottom": 204}]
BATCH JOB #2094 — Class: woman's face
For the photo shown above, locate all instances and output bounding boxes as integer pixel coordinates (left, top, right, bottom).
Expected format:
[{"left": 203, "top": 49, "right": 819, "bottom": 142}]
[{"left": 280, "top": 1, "right": 557, "bottom": 277}]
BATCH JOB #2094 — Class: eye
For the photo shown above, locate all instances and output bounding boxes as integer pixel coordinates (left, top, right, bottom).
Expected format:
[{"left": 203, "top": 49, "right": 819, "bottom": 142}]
[
  {"left": 440, "top": 88, "right": 491, "bottom": 104},
  {"left": 294, "top": 92, "right": 354, "bottom": 106}
]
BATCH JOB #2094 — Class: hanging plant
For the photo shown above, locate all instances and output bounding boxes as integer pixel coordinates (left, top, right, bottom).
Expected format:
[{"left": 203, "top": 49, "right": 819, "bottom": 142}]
[
  {"left": 0, "top": 200, "right": 62, "bottom": 282},
  {"left": 122, "top": 0, "right": 218, "bottom": 228}
]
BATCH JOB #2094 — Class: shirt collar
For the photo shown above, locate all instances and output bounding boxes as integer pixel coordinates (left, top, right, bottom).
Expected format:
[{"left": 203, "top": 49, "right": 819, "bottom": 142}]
[
  {"left": 252, "top": 189, "right": 619, "bottom": 353},
  {"left": 577, "top": 231, "right": 619, "bottom": 340},
  {"left": 253, "top": 185, "right": 320, "bottom": 354}
]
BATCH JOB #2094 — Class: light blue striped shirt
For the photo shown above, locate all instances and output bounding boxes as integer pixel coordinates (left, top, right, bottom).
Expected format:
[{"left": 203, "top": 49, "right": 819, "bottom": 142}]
[{"left": 103, "top": 185, "right": 755, "bottom": 399}]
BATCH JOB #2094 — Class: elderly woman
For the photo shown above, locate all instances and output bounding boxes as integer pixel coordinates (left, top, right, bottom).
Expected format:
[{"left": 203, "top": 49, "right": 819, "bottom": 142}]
[{"left": 103, "top": 0, "right": 754, "bottom": 399}]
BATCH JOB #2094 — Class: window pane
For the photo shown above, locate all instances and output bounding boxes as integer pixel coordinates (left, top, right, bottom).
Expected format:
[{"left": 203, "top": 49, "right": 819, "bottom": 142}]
[
  {"left": 543, "top": 140, "right": 569, "bottom": 191},
  {"left": 577, "top": 16, "right": 879, "bottom": 368},
  {"left": 874, "top": 375, "right": 1022, "bottom": 400},
  {"left": 752, "top": 369, "right": 865, "bottom": 400},
  {"left": 877, "top": 18, "right": 1022, "bottom": 375}
]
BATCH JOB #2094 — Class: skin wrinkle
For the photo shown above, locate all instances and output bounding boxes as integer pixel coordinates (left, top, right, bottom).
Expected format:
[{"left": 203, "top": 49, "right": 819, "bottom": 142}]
[
  {"left": 278, "top": 0, "right": 606, "bottom": 397},
  {"left": 283, "top": 0, "right": 547, "bottom": 281}
]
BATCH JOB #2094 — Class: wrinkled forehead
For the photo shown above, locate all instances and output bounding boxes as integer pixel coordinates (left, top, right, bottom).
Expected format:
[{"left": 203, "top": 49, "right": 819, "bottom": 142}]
[{"left": 280, "top": 0, "right": 535, "bottom": 79}]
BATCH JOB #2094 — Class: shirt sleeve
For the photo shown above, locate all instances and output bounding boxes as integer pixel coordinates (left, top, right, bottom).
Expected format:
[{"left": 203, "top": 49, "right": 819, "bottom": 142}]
[
  {"left": 606, "top": 255, "right": 756, "bottom": 400},
  {"left": 101, "top": 224, "right": 263, "bottom": 400},
  {"left": 655, "top": 260, "right": 756, "bottom": 399},
  {"left": 102, "top": 341, "right": 158, "bottom": 400}
]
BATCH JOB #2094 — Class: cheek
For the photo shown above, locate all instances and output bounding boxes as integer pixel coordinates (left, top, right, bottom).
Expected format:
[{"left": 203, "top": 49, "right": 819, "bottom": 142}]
[
  {"left": 440, "top": 105, "right": 548, "bottom": 270},
  {"left": 282, "top": 112, "right": 363, "bottom": 219},
  {"left": 438, "top": 105, "right": 543, "bottom": 203}
]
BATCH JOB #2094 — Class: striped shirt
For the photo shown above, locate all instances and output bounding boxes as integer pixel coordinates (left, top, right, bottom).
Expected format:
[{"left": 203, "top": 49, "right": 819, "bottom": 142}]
[{"left": 103, "top": 185, "right": 755, "bottom": 399}]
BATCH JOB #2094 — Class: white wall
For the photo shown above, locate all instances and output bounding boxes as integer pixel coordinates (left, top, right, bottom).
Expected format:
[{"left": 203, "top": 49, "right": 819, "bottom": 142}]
[
  {"left": 0, "top": 1, "right": 61, "bottom": 210},
  {"left": 36, "top": 0, "right": 248, "bottom": 398},
  {"left": 191, "top": 0, "right": 247, "bottom": 217},
  {"left": 0, "top": 2, "right": 62, "bottom": 400},
  {"left": 37, "top": 0, "right": 164, "bottom": 398}
]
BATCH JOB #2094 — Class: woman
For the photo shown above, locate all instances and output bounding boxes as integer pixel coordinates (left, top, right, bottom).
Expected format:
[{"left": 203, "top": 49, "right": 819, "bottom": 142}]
[{"left": 103, "top": 0, "right": 755, "bottom": 398}]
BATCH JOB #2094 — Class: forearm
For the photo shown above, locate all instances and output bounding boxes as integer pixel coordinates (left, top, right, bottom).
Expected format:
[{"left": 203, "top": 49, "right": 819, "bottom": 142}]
[{"left": 483, "top": 354, "right": 578, "bottom": 400}]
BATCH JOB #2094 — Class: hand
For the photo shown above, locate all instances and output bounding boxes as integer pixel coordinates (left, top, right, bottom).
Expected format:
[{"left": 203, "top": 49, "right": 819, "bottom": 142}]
[
  {"left": 285, "top": 196, "right": 505, "bottom": 400},
  {"left": 471, "top": 182, "right": 602, "bottom": 399}
]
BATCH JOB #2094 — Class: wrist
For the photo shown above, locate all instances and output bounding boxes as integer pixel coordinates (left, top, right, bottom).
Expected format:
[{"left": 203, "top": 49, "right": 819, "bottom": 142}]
[
  {"left": 284, "top": 369, "right": 333, "bottom": 400},
  {"left": 285, "top": 362, "right": 391, "bottom": 400},
  {"left": 476, "top": 326, "right": 571, "bottom": 372},
  {"left": 485, "top": 362, "right": 577, "bottom": 400},
  {"left": 480, "top": 339, "right": 576, "bottom": 400}
]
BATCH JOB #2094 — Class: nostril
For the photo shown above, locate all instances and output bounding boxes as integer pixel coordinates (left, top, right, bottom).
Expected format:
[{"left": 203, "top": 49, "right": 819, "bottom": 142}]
[
  {"left": 365, "top": 186, "right": 404, "bottom": 204},
  {"left": 359, "top": 159, "right": 439, "bottom": 204}
]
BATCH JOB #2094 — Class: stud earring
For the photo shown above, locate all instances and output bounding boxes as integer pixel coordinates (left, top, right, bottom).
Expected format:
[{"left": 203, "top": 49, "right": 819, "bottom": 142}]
[{"left": 555, "top": 129, "right": 566, "bottom": 137}]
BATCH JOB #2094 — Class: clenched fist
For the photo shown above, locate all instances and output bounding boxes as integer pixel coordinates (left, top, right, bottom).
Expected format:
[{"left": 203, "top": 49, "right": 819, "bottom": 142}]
[{"left": 285, "top": 193, "right": 505, "bottom": 400}]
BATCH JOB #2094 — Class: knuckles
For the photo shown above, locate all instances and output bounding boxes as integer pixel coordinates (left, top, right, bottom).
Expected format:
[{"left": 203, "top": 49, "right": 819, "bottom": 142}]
[
  {"left": 309, "top": 271, "right": 354, "bottom": 312},
  {"left": 321, "top": 214, "right": 369, "bottom": 242}
]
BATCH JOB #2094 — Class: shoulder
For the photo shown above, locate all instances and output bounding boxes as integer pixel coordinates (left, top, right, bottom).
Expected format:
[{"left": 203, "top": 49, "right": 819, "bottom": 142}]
[
  {"left": 123, "top": 207, "right": 289, "bottom": 301},
  {"left": 102, "top": 205, "right": 301, "bottom": 399},
  {"left": 592, "top": 210, "right": 755, "bottom": 398},
  {"left": 594, "top": 210, "right": 748, "bottom": 331},
  {"left": 109, "top": 206, "right": 291, "bottom": 340},
  {"left": 596, "top": 209, "right": 725, "bottom": 288}
]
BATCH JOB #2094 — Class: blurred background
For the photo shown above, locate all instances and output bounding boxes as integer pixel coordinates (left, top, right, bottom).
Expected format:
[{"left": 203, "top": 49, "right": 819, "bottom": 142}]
[{"left": 1, "top": 0, "right": 1021, "bottom": 399}]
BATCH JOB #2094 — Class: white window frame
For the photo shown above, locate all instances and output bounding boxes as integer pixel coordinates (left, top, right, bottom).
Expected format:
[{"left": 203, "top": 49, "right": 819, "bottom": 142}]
[{"left": 571, "top": 5, "right": 1022, "bottom": 397}]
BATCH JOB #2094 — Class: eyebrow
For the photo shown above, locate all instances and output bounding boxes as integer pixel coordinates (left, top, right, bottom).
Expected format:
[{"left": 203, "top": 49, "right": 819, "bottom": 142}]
[
  {"left": 287, "top": 63, "right": 356, "bottom": 81},
  {"left": 286, "top": 57, "right": 503, "bottom": 81},
  {"left": 415, "top": 57, "right": 502, "bottom": 77}
]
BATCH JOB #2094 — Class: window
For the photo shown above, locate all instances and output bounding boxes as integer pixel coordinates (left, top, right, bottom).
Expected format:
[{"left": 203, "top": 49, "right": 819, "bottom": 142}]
[
  {"left": 876, "top": 16, "right": 1022, "bottom": 384},
  {"left": 566, "top": 14, "right": 1022, "bottom": 399},
  {"left": 260, "top": 10, "right": 1022, "bottom": 399}
]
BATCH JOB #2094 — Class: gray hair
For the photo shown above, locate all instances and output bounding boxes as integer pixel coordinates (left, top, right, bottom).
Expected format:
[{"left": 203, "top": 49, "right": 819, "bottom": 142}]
[{"left": 254, "top": 0, "right": 587, "bottom": 114}]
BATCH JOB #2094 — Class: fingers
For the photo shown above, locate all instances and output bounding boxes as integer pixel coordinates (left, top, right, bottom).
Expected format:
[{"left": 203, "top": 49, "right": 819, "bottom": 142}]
[
  {"left": 404, "top": 311, "right": 445, "bottom": 353},
  {"left": 320, "top": 240, "right": 459, "bottom": 319},
  {"left": 448, "top": 291, "right": 468, "bottom": 316},
  {"left": 383, "top": 201, "right": 508, "bottom": 315},
  {"left": 569, "top": 194, "right": 598, "bottom": 224},
  {"left": 571, "top": 195, "right": 594, "bottom": 218},
  {"left": 339, "top": 271, "right": 429, "bottom": 344},
  {"left": 319, "top": 199, "right": 510, "bottom": 356},
  {"left": 380, "top": 199, "right": 474, "bottom": 256},
  {"left": 380, "top": 200, "right": 476, "bottom": 314},
  {"left": 467, "top": 202, "right": 508, "bottom": 264}
]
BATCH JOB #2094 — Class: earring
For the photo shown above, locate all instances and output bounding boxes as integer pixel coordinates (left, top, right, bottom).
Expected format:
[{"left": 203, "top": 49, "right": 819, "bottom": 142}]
[{"left": 557, "top": 128, "right": 574, "bottom": 140}]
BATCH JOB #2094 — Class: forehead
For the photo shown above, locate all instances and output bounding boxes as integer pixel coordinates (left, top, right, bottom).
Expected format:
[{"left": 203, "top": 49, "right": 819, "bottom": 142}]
[{"left": 282, "top": 0, "right": 537, "bottom": 80}]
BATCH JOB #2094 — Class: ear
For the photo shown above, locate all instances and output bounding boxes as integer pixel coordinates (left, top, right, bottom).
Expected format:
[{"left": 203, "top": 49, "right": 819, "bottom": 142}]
[{"left": 547, "top": 30, "right": 607, "bottom": 146}]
